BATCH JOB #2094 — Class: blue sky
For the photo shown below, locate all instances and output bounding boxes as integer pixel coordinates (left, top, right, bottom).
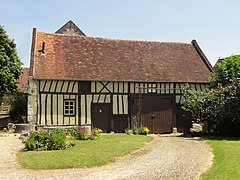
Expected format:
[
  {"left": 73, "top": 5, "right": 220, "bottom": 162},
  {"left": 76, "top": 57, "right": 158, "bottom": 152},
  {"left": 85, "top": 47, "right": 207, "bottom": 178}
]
[{"left": 1, "top": 0, "right": 240, "bottom": 67}]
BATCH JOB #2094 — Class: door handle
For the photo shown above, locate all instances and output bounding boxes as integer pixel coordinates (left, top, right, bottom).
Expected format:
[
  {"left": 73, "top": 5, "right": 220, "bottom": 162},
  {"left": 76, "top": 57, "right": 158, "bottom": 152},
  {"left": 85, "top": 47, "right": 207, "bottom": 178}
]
[{"left": 151, "top": 114, "right": 155, "bottom": 119}]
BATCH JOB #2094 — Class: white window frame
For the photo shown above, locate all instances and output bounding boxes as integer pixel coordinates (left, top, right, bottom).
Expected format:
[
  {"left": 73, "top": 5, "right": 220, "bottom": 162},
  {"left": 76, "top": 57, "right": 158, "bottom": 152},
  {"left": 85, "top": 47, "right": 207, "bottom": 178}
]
[{"left": 64, "top": 100, "right": 75, "bottom": 116}]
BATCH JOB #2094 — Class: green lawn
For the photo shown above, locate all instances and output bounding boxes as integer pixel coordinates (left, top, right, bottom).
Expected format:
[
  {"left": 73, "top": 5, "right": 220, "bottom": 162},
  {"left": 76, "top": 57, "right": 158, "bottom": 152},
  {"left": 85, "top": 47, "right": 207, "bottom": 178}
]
[
  {"left": 201, "top": 137, "right": 240, "bottom": 180},
  {"left": 17, "top": 134, "right": 152, "bottom": 170}
]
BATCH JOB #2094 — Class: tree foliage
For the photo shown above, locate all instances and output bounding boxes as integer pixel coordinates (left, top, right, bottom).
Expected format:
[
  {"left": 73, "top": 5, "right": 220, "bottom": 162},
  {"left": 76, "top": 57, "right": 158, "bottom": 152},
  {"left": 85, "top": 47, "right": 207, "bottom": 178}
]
[
  {"left": 0, "top": 26, "right": 22, "bottom": 104},
  {"left": 211, "top": 55, "right": 240, "bottom": 87},
  {"left": 182, "top": 85, "right": 224, "bottom": 124},
  {"left": 183, "top": 55, "right": 240, "bottom": 136},
  {"left": 9, "top": 92, "right": 27, "bottom": 123}
]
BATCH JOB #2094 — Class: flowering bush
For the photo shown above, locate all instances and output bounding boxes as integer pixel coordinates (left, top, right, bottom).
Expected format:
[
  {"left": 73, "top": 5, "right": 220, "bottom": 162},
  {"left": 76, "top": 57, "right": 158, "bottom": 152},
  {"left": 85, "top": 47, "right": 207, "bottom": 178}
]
[
  {"left": 24, "top": 129, "right": 76, "bottom": 151},
  {"left": 126, "top": 126, "right": 150, "bottom": 135},
  {"left": 141, "top": 127, "right": 150, "bottom": 135},
  {"left": 91, "top": 128, "right": 103, "bottom": 139}
]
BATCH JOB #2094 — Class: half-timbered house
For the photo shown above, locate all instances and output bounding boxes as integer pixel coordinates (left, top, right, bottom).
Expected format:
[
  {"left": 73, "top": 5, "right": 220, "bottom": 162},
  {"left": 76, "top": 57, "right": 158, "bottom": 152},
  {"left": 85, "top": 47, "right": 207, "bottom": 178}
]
[{"left": 27, "top": 21, "right": 213, "bottom": 133}]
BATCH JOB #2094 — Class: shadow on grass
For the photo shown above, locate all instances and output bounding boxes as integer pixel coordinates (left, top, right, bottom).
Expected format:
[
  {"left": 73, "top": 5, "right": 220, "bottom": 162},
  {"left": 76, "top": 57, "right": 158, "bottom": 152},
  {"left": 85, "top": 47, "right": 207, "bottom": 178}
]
[
  {"left": 179, "top": 132, "right": 240, "bottom": 141},
  {"left": 200, "top": 135, "right": 240, "bottom": 141}
]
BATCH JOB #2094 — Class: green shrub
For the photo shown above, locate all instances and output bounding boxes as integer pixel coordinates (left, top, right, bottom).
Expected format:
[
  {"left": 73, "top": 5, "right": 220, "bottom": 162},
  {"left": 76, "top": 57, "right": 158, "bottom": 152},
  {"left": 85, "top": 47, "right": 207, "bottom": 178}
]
[
  {"left": 2, "top": 128, "right": 7, "bottom": 133},
  {"left": 36, "top": 131, "right": 50, "bottom": 149},
  {"left": 133, "top": 127, "right": 142, "bottom": 134},
  {"left": 65, "top": 127, "right": 78, "bottom": 138},
  {"left": 47, "top": 132, "right": 66, "bottom": 150},
  {"left": 8, "top": 128, "right": 15, "bottom": 134},
  {"left": 25, "top": 136, "right": 37, "bottom": 151},
  {"left": 23, "top": 129, "right": 76, "bottom": 151},
  {"left": 130, "top": 126, "right": 150, "bottom": 135},
  {"left": 77, "top": 130, "right": 89, "bottom": 140},
  {"left": 66, "top": 134, "right": 76, "bottom": 146}
]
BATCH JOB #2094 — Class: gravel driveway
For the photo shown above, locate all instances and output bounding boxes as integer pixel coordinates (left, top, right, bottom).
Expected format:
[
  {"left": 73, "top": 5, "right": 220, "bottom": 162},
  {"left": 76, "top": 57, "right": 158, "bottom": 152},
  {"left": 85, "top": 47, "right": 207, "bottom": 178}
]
[{"left": 0, "top": 134, "right": 213, "bottom": 180}]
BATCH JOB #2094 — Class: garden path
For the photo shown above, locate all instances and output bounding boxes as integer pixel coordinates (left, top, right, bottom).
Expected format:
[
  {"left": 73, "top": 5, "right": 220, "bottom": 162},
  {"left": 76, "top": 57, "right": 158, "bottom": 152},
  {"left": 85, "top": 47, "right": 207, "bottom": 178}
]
[{"left": 0, "top": 134, "right": 213, "bottom": 180}]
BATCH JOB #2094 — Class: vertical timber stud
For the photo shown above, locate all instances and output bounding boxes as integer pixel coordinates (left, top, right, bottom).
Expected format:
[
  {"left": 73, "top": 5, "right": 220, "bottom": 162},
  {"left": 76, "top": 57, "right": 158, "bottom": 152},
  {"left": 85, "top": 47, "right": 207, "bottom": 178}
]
[
  {"left": 45, "top": 94, "right": 48, "bottom": 125},
  {"left": 62, "top": 97, "right": 64, "bottom": 125},
  {"left": 57, "top": 94, "right": 58, "bottom": 125},
  {"left": 172, "top": 83, "right": 177, "bottom": 130},
  {"left": 117, "top": 82, "right": 120, "bottom": 114},
  {"left": 78, "top": 81, "right": 81, "bottom": 126},
  {"left": 85, "top": 95, "right": 87, "bottom": 124},
  {"left": 110, "top": 94, "right": 114, "bottom": 131},
  {"left": 75, "top": 95, "right": 77, "bottom": 125},
  {"left": 51, "top": 95, "right": 53, "bottom": 125},
  {"left": 68, "top": 95, "right": 70, "bottom": 124},
  {"left": 54, "top": 81, "right": 59, "bottom": 125},
  {"left": 128, "top": 82, "right": 131, "bottom": 129},
  {"left": 49, "top": 81, "right": 53, "bottom": 125},
  {"left": 39, "top": 81, "right": 42, "bottom": 125}
]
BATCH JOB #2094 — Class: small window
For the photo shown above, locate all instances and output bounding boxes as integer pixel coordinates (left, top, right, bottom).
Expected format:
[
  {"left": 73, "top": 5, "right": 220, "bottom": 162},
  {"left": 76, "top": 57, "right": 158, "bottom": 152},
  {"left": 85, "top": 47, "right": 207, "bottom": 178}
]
[
  {"left": 148, "top": 83, "right": 157, "bottom": 93},
  {"left": 64, "top": 100, "right": 75, "bottom": 116}
]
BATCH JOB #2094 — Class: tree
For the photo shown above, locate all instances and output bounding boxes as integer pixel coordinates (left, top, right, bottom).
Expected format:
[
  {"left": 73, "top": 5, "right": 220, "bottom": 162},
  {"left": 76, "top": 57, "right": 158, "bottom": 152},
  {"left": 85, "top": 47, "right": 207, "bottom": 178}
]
[
  {"left": 215, "top": 79, "right": 240, "bottom": 136},
  {"left": 183, "top": 55, "right": 240, "bottom": 136},
  {"left": 9, "top": 92, "right": 27, "bottom": 123},
  {"left": 182, "top": 85, "right": 224, "bottom": 124},
  {"left": 0, "top": 26, "right": 22, "bottom": 104},
  {"left": 211, "top": 55, "right": 240, "bottom": 87}
]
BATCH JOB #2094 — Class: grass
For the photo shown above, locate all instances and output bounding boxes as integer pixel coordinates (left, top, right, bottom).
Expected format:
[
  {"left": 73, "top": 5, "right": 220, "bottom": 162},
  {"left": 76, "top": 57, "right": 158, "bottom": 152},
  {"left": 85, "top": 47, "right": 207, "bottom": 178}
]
[
  {"left": 17, "top": 134, "right": 152, "bottom": 170},
  {"left": 201, "top": 136, "right": 240, "bottom": 180}
]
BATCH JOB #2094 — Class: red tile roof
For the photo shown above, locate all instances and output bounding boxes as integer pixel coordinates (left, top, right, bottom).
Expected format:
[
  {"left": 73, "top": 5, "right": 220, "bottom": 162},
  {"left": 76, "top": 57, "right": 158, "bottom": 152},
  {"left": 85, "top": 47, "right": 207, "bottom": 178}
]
[
  {"left": 30, "top": 29, "right": 212, "bottom": 83},
  {"left": 17, "top": 68, "right": 29, "bottom": 92}
]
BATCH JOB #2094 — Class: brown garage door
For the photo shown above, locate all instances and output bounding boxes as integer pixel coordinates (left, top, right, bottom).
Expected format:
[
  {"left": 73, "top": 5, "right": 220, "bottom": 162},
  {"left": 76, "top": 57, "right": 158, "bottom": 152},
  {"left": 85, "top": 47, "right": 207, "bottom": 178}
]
[
  {"left": 141, "top": 95, "right": 173, "bottom": 133},
  {"left": 92, "top": 103, "right": 111, "bottom": 132}
]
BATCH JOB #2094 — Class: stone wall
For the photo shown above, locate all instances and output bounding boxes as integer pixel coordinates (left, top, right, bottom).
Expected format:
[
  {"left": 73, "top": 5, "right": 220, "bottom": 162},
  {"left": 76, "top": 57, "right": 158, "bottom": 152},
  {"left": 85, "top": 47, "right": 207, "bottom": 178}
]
[{"left": 27, "top": 76, "right": 38, "bottom": 130}]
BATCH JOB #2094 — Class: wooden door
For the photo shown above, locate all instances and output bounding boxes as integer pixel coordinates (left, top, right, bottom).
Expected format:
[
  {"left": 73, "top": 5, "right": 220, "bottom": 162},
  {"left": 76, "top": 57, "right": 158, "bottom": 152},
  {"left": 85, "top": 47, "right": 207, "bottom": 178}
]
[
  {"left": 141, "top": 95, "right": 173, "bottom": 133},
  {"left": 92, "top": 103, "right": 111, "bottom": 132},
  {"left": 113, "top": 115, "right": 128, "bottom": 133}
]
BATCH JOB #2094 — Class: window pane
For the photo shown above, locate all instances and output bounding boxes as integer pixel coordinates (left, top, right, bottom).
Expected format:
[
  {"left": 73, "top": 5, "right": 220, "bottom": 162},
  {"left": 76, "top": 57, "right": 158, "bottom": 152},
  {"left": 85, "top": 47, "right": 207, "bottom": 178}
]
[{"left": 64, "top": 100, "right": 75, "bottom": 115}]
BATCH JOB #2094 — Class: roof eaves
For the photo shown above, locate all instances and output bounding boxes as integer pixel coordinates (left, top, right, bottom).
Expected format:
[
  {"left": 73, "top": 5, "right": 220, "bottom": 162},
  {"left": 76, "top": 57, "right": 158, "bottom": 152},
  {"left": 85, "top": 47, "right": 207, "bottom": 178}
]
[
  {"left": 34, "top": 77, "right": 210, "bottom": 84},
  {"left": 191, "top": 39, "right": 213, "bottom": 73}
]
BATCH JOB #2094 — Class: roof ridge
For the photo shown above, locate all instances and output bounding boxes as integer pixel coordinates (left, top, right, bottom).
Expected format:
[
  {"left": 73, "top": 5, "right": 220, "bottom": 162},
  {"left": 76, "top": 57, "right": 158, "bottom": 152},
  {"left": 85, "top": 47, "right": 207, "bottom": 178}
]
[{"left": 37, "top": 31, "right": 192, "bottom": 44}]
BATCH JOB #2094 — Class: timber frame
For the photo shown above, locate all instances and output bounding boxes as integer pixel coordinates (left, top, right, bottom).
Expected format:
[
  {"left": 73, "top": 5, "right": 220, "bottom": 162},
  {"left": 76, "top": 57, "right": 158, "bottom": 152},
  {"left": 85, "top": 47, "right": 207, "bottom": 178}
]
[{"left": 35, "top": 79, "right": 209, "bottom": 133}]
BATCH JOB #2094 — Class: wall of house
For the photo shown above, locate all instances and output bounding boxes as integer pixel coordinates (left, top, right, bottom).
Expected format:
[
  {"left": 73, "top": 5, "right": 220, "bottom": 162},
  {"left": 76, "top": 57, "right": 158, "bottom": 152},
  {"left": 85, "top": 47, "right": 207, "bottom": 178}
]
[
  {"left": 36, "top": 80, "right": 209, "bottom": 127},
  {"left": 38, "top": 80, "right": 78, "bottom": 126}
]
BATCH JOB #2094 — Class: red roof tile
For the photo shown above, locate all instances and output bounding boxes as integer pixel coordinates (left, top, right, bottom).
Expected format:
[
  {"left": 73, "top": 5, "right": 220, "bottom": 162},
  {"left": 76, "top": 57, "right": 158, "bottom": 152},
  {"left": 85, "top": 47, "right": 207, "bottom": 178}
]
[
  {"left": 30, "top": 30, "right": 212, "bottom": 83},
  {"left": 17, "top": 68, "right": 29, "bottom": 92}
]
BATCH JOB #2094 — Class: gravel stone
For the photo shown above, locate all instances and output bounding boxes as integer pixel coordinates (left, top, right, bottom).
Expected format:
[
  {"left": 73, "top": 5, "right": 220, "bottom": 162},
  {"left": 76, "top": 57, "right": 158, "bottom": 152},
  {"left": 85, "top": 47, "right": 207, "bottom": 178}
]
[{"left": 0, "top": 134, "right": 213, "bottom": 180}]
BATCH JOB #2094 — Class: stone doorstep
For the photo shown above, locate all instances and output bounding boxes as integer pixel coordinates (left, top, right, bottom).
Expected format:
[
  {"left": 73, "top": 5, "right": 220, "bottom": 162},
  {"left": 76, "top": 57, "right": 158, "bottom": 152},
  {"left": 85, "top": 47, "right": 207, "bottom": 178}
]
[{"left": 156, "top": 133, "right": 184, "bottom": 137}]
